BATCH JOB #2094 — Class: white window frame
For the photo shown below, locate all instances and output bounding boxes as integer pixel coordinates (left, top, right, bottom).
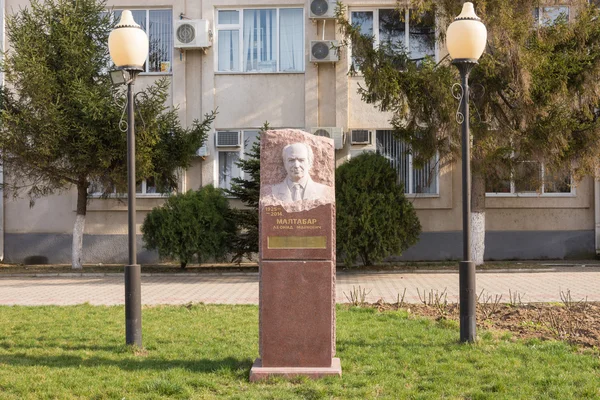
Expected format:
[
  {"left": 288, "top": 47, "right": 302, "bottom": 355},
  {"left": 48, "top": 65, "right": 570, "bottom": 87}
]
[
  {"left": 348, "top": 8, "right": 439, "bottom": 72},
  {"left": 88, "top": 178, "right": 169, "bottom": 199},
  {"left": 215, "top": 129, "right": 261, "bottom": 192},
  {"left": 111, "top": 8, "right": 173, "bottom": 75},
  {"left": 486, "top": 162, "right": 575, "bottom": 197},
  {"left": 374, "top": 129, "right": 440, "bottom": 196},
  {"left": 214, "top": 7, "right": 305, "bottom": 74},
  {"left": 136, "top": 178, "right": 164, "bottom": 197}
]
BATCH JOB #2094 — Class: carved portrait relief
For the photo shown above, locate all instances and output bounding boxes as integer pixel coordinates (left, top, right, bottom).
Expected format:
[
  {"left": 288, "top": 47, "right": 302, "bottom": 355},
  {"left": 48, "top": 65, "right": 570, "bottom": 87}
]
[
  {"left": 260, "top": 131, "right": 334, "bottom": 212},
  {"left": 268, "top": 143, "right": 332, "bottom": 203}
]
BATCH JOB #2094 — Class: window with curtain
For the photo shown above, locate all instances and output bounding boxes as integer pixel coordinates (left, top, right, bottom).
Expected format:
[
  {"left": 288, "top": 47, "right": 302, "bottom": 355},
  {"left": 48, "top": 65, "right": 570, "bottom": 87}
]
[
  {"left": 112, "top": 9, "right": 173, "bottom": 73},
  {"left": 375, "top": 130, "right": 438, "bottom": 194},
  {"left": 244, "top": 9, "right": 276, "bottom": 72},
  {"left": 350, "top": 8, "right": 435, "bottom": 68},
  {"left": 218, "top": 152, "right": 241, "bottom": 191},
  {"left": 279, "top": 8, "right": 303, "bottom": 72},
  {"left": 216, "top": 8, "right": 304, "bottom": 73},
  {"left": 217, "top": 130, "right": 261, "bottom": 191}
]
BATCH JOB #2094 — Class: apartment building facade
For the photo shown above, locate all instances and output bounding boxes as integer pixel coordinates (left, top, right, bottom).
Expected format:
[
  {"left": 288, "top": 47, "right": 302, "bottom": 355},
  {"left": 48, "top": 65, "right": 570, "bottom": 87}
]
[{"left": 1, "top": 0, "right": 598, "bottom": 264}]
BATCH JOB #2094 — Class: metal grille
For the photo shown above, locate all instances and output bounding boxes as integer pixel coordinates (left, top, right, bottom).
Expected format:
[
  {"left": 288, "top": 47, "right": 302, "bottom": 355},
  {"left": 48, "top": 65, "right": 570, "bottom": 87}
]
[
  {"left": 177, "top": 23, "right": 195, "bottom": 44},
  {"left": 311, "top": 42, "right": 330, "bottom": 60},
  {"left": 313, "top": 129, "right": 331, "bottom": 138},
  {"left": 217, "top": 131, "right": 240, "bottom": 147},
  {"left": 310, "top": 0, "right": 329, "bottom": 16},
  {"left": 351, "top": 130, "right": 371, "bottom": 144},
  {"left": 413, "top": 158, "right": 437, "bottom": 194},
  {"left": 375, "top": 130, "right": 437, "bottom": 194},
  {"left": 376, "top": 131, "right": 409, "bottom": 190}
]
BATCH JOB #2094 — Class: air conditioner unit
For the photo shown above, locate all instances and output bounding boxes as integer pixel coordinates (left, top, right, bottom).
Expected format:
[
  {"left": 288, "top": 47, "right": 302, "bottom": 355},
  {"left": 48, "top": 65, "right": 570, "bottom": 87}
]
[
  {"left": 309, "top": 0, "right": 337, "bottom": 19},
  {"left": 311, "top": 127, "right": 345, "bottom": 150},
  {"left": 350, "top": 129, "right": 373, "bottom": 145},
  {"left": 215, "top": 131, "right": 241, "bottom": 147},
  {"left": 310, "top": 40, "right": 339, "bottom": 63},
  {"left": 196, "top": 144, "right": 209, "bottom": 157},
  {"left": 174, "top": 20, "right": 211, "bottom": 49}
]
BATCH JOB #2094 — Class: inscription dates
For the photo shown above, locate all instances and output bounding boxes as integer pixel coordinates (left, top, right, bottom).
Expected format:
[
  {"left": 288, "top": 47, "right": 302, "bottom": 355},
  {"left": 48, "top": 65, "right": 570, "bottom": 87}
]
[{"left": 265, "top": 206, "right": 283, "bottom": 217}]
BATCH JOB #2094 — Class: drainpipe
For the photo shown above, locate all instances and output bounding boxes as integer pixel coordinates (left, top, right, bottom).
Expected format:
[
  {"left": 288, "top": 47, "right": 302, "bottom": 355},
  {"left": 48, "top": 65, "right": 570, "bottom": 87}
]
[{"left": 595, "top": 167, "right": 600, "bottom": 255}]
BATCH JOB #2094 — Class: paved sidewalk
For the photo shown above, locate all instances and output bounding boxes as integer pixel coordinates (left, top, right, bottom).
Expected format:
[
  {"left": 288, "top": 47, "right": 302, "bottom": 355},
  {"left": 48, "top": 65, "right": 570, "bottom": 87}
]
[{"left": 0, "top": 268, "right": 599, "bottom": 306}]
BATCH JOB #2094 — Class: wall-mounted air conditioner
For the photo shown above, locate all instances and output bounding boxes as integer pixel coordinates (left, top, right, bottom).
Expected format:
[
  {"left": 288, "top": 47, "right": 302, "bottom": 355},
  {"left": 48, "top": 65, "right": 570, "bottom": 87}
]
[
  {"left": 215, "top": 131, "right": 241, "bottom": 147},
  {"left": 350, "top": 129, "right": 373, "bottom": 145},
  {"left": 196, "top": 144, "right": 209, "bottom": 157},
  {"left": 309, "top": 0, "right": 337, "bottom": 19},
  {"left": 311, "top": 127, "right": 345, "bottom": 150},
  {"left": 310, "top": 40, "right": 339, "bottom": 63},
  {"left": 174, "top": 20, "right": 211, "bottom": 49}
]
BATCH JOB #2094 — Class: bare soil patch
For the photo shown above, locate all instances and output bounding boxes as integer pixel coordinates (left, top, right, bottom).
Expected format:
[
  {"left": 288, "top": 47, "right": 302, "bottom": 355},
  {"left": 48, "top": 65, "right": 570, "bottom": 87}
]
[{"left": 373, "top": 300, "right": 600, "bottom": 349}]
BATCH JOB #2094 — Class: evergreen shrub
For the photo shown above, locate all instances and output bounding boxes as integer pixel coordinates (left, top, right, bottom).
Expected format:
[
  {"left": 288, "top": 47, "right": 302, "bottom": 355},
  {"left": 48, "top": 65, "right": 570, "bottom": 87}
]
[
  {"left": 336, "top": 152, "right": 421, "bottom": 267},
  {"left": 225, "top": 123, "right": 267, "bottom": 263},
  {"left": 141, "top": 185, "right": 236, "bottom": 268}
]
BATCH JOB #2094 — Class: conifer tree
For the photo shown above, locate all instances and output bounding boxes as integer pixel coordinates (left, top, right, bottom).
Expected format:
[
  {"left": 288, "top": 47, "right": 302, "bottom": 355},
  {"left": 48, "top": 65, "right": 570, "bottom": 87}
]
[
  {"left": 337, "top": 0, "right": 600, "bottom": 263},
  {"left": 226, "top": 122, "right": 269, "bottom": 263},
  {"left": 0, "top": 0, "right": 215, "bottom": 268}
]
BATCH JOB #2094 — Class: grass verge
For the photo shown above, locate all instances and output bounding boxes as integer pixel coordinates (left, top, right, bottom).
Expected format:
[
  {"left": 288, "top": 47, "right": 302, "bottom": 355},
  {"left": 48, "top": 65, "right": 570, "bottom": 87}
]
[{"left": 0, "top": 304, "right": 598, "bottom": 399}]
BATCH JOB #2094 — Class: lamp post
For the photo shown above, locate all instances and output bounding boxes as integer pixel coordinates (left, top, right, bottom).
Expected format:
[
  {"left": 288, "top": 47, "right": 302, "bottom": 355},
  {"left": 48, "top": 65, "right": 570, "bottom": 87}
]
[
  {"left": 446, "top": 2, "right": 487, "bottom": 343},
  {"left": 108, "top": 10, "right": 149, "bottom": 347}
]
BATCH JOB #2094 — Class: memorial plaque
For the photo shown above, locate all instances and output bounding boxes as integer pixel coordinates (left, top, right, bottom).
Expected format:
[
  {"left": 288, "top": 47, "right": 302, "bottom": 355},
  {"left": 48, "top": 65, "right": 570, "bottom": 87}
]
[
  {"left": 250, "top": 129, "right": 341, "bottom": 381},
  {"left": 261, "top": 204, "right": 333, "bottom": 259}
]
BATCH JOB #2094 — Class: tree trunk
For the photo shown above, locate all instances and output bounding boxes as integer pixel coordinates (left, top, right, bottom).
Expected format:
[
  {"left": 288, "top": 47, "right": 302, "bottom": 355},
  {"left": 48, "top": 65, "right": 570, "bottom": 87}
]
[
  {"left": 72, "top": 181, "right": 88, "bottom": 270},
  {"left": 471, "top": 172, "right": 486, "bottom": 266}
]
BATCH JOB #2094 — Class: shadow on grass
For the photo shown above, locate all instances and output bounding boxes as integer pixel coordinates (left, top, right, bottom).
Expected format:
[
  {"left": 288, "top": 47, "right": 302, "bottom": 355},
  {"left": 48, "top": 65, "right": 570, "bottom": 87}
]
[
  {"left": 0, "top": 353, "right": 254, "bottom": 375},
  {"left": 0, "top": 342, "right": 125, "bottom": 352}
]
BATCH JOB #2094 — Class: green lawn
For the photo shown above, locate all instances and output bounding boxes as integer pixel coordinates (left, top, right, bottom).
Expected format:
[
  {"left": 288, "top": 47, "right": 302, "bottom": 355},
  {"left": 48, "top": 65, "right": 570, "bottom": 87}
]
[{"left": 0, "top": 305, "right": 598, "bottom": 399}]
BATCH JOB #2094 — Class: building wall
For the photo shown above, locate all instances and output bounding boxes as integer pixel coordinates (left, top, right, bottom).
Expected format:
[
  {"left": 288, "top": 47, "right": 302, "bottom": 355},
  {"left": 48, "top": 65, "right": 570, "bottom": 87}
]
[{"left": 1, "top": 0, "right": 596, "bottom": 264}]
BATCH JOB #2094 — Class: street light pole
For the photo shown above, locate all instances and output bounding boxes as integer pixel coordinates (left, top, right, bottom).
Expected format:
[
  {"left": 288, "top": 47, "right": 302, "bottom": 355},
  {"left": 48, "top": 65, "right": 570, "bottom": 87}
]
[
  {"left": 108, "top": 10, "right": 149, "bottom": 348},
  {"left": 124, "top": 73, "right": 142, "bottom": 346},
  {"left": 446, "top": 2, "right": 487, "bottom": 343},
  {"left": 455, "top": 60, "right": 477, "bottom": 342}
]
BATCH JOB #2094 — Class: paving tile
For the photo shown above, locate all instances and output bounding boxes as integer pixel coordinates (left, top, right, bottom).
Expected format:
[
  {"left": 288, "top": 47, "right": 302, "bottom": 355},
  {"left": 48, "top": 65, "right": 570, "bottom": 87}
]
[{"left": 0, "top": 269, "right": 598, "bottom": 306}]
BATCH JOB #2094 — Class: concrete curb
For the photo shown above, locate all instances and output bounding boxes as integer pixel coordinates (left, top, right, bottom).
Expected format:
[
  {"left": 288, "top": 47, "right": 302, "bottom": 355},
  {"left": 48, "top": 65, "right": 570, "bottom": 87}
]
[{"left": 1, "top": 266, "right": 600, "bottom": 278}]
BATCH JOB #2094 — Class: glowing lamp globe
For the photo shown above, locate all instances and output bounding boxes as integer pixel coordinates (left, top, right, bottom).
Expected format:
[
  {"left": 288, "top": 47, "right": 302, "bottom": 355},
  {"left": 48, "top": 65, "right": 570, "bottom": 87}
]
[
  {"left": 446, "top": 2, "right": 487, "bottom": 61},
  {"left": 108, "top": 10, "right": 149, "bottom": 71}
]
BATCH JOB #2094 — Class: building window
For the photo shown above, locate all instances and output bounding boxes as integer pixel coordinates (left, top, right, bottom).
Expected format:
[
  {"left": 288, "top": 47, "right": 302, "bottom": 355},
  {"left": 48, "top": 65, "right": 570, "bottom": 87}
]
[
  {"left": 486, "top": 162, "right": 573, "bottom": 196},
  {"left": 375, "top": 130, "right": 438, "bottom": 194},
  {"left": 218, "top": 151, "right": 241, "bottom": 191},
  {"left": 111, "top": 9, "right": 173, "bottom": 73},
  {"left": 88, "top": 178, "right": 166, "bottom": 198},
  {"left": 350, "top": 8, "right": 436, "bottom": 68},
  {"left": 216, "top": 8, "right": 304, "bottom": 73},
  {"left": 136, "top": 177, "right": 158, "bottom": 195},
  {"left": 217, "top": 130, "right": 260, "bottom": 191},
  {"left": 533, "top": 6, "right": 569, "bottom": 26}
]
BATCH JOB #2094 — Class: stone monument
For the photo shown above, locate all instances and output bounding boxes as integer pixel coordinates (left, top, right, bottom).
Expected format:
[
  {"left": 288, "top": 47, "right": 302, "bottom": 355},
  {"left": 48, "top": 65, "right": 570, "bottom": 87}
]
[{"left": 249, "top": 129, "right": 341, "bottom": 381}]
